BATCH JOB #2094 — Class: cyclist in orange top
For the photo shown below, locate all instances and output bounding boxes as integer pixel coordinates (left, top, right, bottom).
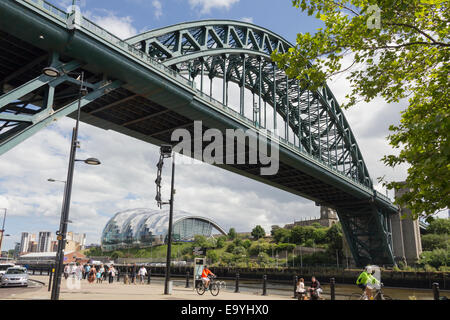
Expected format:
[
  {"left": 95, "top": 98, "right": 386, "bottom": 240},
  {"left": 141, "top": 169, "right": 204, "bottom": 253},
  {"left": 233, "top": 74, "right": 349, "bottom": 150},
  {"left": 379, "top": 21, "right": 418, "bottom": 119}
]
[{"left": 201, "top": 265, "right": 215, "bottom": 290}]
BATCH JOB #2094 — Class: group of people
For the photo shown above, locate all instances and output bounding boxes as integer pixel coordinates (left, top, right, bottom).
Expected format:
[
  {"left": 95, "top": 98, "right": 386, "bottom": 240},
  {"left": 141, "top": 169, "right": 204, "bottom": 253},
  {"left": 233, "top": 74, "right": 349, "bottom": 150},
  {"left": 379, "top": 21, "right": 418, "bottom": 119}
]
[
  {"left": 295, "top": 276, "right": 322, "bottom": 300},
  {"left": 295, "top": 266, "right": 380, "bottom": 300},
  {"left": 121, "top": 264, "right": 149, "bottom": 285},
  {"left": 63, "top": 263, "right": 117, "bottom": 284}
]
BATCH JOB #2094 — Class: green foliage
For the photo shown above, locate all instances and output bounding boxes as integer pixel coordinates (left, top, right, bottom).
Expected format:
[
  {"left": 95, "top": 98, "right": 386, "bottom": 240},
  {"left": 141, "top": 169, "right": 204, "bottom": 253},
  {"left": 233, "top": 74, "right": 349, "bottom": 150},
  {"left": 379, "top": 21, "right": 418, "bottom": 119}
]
[
  {"left": 427, "top": 218, "right": 450, "bottom": 235},
  {"left": 216, "top": 236, "right": 226, "bottom": 249},
  {"left": 275, "top": 243, "right": 296, "bottom": 253},
  {"left": 226, "top": 242, "right": 236, "bottom": 253},
  {"left": 219, "top": 252, "right": 235, "bottom": 265},
  {"left": 242, "top": 239, "right": 252, "bottom": 249},
  {"left": 421, "top": 233, "right": 450, "bottom": 251},
  {"left": 232, "top": 246, "right": 247, "bottom": 256},
  {"left": 227, "top": 228, "right": 237, "bottom": 240},
  {"left": 273, "top": 228, "right": 291, "bottom": 243},
  {"left": 257, "top": 252, "right": 271, "bottom": 266},
  {"left": 207, "top": 250, "right": 220, "bottom": 264},
  {"left": 419, "top": 248, "right": 449, "bottom": 269},
  {"left": 273, "top": 0, "right": 450, "bottom": 219},
  {"left": 248, "top": 239, "right": 273, "bottom": 256},
  {"left": 251, "top": 225, "right": 266, "bottom": 240}
]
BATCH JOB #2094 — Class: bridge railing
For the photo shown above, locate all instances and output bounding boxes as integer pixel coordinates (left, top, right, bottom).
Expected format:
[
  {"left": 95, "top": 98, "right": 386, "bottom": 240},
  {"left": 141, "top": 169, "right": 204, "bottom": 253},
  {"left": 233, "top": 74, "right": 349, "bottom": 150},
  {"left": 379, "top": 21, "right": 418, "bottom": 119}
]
[
  {"left": 16, "top": 0, "right": 393, "bottom": 207},
  {"left": 195, "top": 91, "right": 377, "bottom": 197}
]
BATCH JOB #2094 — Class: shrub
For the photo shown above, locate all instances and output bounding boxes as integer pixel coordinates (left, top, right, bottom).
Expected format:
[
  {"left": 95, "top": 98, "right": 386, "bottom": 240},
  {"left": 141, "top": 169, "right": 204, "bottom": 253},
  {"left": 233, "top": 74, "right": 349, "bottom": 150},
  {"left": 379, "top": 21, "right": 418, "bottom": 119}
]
[{"left": 419, "top": 248, "right": 449, "bottom": 269}]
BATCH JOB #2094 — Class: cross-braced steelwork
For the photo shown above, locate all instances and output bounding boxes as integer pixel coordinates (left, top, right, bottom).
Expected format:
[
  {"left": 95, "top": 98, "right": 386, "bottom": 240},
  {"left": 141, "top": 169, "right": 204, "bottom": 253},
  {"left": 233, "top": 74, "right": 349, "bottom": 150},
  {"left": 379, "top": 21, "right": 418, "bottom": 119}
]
[
  {"left": 127, "top": 22, "right": 371, "bottom": 187},
  {"left": 0, "top": 0, "right": 398, "bottom": 267}
]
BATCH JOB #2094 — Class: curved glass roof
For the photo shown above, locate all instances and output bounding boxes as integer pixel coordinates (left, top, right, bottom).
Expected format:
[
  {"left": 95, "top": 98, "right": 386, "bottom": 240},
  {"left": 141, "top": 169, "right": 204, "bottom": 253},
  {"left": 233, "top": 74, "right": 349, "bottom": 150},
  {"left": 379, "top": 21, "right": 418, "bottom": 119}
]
[{"left": 101, "top": 208, "right": 226, "bottom": 249}]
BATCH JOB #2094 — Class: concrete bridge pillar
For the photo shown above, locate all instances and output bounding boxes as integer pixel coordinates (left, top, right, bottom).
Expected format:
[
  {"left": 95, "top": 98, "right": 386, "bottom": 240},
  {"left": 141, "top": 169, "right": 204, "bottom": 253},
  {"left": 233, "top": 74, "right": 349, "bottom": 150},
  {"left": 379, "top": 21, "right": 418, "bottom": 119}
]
[{"left": 393, "top": 184, "right": 422, "bottom": 266}]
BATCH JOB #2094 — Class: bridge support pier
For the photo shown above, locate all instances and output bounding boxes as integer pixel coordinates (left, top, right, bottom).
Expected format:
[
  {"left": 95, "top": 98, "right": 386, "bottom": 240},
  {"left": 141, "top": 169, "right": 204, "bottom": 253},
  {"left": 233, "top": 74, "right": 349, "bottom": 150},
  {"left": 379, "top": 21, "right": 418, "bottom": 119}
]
[{"left": 392, "top": 184, "right": 422, "bottom": 266}]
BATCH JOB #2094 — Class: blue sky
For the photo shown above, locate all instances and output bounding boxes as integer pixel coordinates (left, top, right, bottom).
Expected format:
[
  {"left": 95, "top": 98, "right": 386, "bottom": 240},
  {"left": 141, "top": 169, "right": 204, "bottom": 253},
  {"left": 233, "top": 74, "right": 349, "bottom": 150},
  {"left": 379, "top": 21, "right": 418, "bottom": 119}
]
[
  {"left": 0, "top": 0, "right": 419, "bottom": 251},
  {"left": 58, "top": 0, "right": 324, "bottom": 42}
]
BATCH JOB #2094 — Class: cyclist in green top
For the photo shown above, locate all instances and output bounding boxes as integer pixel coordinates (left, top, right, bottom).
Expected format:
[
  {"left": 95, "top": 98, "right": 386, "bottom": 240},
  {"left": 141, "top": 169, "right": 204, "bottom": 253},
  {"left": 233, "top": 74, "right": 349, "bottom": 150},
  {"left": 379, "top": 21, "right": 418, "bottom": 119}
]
[{"left": 356, "top": 266, "right": 380, "bottom": 300}]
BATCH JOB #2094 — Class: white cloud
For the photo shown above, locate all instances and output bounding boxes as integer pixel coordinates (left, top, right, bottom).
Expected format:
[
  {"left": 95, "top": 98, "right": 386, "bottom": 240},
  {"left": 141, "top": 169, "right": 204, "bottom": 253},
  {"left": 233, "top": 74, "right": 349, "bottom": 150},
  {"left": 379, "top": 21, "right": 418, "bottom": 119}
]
[
  {"left": 188, "top": 0, "right": 240, "bottom": 14},
  {"left": 241, "top": 17, "right": 254, "bottom": 23},
  {"left": 85, "top": 9, "right": 138, "bottom": 39},
  {"left": 152, "top": 0, "right": 163, "bottom": 19}
]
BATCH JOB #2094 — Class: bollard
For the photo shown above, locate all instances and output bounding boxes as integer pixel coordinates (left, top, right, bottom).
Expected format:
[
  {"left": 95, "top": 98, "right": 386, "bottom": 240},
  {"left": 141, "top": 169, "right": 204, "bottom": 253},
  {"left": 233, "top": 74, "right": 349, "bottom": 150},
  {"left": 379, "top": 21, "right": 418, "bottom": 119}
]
[
  {"left": 293, "top": 275, "right": 298, "bottom": 298},
  {"left": 32, "top": 269, "right": 35, "bottom": 275},
  {"left": 262, "top": 274, "right": 268, "bottom": 296},
  {"left": 330, "top": 278, "right": 335, "bottom": 300},
  {"left": 185, "top": 271, "right": 190, "bottom": 288},
  {"left": 117, "top": 271, "right": 120, "bottom": 282},
  {"left": 432, "top": 283, "right": 440, "bottom": 300},
  {"left": 234, "top": 272, "right": 240, "bottom": 293},
  {"left": 48, "top": 267, "right": 54, "bottom": 292},
  {"left": 147, "top": 269, "right": 151, "bottom": 284},
  {"left": 40, "top": 269, "right": 43, "bottom": 275}
]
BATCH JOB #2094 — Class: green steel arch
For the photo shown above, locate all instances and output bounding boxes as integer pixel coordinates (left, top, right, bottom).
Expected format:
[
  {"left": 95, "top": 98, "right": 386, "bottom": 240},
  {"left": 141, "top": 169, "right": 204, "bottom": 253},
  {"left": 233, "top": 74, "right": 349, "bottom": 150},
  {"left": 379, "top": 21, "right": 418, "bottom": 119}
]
[
  {"left": 0, "top": 0, "right": 398, "bottom": 267},
  {"left": 127, "top": 21, "right": 372, "bottom": 187}
]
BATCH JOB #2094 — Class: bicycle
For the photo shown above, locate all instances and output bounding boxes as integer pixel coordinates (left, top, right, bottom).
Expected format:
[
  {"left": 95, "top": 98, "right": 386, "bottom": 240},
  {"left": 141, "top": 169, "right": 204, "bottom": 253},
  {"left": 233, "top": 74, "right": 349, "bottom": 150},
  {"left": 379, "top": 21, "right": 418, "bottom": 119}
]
[
  {"left": 349, "top": 283, "right": 392, "bottom": 300},
  {"left": 217, "top": 280, "right": 226, "bottom": 290},
  {"left": 196, "top": 275, "right": 220, "bottom": 296}
]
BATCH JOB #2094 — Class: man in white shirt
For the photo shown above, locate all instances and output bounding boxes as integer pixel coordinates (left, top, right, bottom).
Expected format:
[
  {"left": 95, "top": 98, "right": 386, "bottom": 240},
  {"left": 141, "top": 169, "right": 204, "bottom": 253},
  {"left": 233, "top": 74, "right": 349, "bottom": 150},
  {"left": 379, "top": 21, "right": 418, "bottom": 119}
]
[{"left": 138, "top": 266, "right": 148, "bottom": 284}]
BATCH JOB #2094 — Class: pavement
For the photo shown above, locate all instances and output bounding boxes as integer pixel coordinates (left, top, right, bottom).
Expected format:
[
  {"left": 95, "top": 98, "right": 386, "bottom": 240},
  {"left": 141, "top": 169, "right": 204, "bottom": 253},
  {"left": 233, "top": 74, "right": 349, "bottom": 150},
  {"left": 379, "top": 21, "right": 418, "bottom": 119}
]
[{"left": 1, "top": 275, "right": 290, "bottom": 300}]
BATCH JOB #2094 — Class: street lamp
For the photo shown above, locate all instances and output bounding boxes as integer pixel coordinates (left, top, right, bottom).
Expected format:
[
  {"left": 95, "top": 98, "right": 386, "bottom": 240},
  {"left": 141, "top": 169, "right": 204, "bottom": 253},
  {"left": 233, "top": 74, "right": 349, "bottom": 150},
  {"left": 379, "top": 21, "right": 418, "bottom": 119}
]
[
  {"left": 43, "top": 67, "right": 101, "bottom": 300},
  {"left": 0, "top": 208, "right": 7, "bottom": 254},
  {"left": 154, "top": 144, "right": 176, "bottom": 295}
]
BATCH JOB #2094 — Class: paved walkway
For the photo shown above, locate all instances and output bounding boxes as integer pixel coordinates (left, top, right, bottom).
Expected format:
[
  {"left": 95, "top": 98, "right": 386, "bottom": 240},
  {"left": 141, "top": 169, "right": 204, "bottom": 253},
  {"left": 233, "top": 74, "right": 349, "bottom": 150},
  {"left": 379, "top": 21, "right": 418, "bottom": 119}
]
[{"left": 2, "top": 276, "right": 290, "bottom": 300}]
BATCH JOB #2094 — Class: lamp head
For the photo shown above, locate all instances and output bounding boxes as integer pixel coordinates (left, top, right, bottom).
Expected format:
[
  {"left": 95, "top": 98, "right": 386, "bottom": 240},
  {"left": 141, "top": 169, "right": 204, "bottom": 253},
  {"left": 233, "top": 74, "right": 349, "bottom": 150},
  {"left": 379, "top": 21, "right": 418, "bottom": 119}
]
[
  {"left": 83, "top": 158, "right": 101, "bottom": 165},
  {"left": 42, "top": 67, "right": 61, "bottom": 78}
]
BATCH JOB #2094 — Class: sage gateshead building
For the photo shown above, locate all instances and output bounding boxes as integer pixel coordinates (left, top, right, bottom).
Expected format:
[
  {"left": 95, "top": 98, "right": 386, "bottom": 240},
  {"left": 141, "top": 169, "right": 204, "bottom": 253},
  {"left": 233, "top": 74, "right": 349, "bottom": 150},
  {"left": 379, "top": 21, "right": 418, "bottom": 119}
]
[{"left": 101, "top": 208, "right": 226, "bottom": 251}]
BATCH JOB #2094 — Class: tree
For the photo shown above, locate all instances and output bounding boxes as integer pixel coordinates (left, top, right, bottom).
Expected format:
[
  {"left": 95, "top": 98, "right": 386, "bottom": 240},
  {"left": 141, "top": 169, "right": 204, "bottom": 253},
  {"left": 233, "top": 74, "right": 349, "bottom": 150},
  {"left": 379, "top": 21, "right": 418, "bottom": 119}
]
[
  {"left": 427, "top": 218, "right": 450, "bottom": 235},
  {"left": 227, "top": 227, "right": 237, "bottom": 240},
  {"left": 272, "top": 0, "right": 450, "bottom": 220},
  {"left": 216, "top": 236, "right": 227, "bottom": 249},
  {"left": 207, "top": 250, "right": 219, "bottom": 264},
  {"left": 421, "top": 233, "right": 449, "bottom": 251},
  {"left": 272, "top": 228, "right": 291, "bottom": 243},
  {"left": 251, "top": 225, "right": 266, "bottom": 240}
]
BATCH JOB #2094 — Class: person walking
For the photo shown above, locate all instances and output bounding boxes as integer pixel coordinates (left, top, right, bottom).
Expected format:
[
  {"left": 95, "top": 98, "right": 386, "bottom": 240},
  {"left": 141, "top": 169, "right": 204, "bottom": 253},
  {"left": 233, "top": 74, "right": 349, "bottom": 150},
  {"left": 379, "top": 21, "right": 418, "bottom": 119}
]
[
  {"left": 63, "top": 264, "right": 70, "bottom": 280},
  {"left": 84, "top": 264, "right": 90, "bottom": 280},
  {"left": 138, "top": 266, "right": 147, "bottom": 284},
  {"left": 296, "top": 278, "right": 306, "bottom": 300},
  {"left": 75, "top": 262, "right": 83, "bottom": 281},
  {"left": 108, "top": 265, "right": 116, "bottom": 284},
  {"left": 88, "top": 265, "right": 96, "bottom": 284},
  {"left": 96, "top": 268, "right": 103, "bottom": 284},
  {"left": 130, "top": 263, "right": 137, "bottom": 285}
]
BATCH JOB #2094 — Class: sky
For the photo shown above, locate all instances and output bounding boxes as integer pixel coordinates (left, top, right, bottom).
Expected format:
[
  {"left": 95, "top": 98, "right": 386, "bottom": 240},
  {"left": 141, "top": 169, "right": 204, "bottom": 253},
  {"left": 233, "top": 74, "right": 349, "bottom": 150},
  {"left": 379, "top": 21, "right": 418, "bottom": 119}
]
[{"left": 0, "top": 0, "right": 420, "bottom": 250}]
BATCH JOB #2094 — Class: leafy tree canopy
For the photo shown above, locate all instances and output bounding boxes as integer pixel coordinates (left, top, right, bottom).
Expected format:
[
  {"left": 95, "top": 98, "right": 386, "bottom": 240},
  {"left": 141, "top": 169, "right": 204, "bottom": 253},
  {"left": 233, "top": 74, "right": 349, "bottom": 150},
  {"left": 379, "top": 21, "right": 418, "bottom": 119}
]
[
  {"left": 251, "top": 225, "right": 266, "bottom": 240},
  {"left": 272, "top": 0, "right": 449, "bottom": 220}
]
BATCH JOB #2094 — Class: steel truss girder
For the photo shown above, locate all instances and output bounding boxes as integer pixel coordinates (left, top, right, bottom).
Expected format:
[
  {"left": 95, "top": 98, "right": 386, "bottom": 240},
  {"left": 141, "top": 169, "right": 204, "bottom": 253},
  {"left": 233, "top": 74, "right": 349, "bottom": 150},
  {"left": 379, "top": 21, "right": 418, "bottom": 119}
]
[
  {"left": 337, "top": 204, "right": 395, "bottom": 267},
  {"left": 127, "top": 21, "right": 372, "bottom": 187},
  {"left": 0, "top": 59, "right": 123, "bottom": 156}
]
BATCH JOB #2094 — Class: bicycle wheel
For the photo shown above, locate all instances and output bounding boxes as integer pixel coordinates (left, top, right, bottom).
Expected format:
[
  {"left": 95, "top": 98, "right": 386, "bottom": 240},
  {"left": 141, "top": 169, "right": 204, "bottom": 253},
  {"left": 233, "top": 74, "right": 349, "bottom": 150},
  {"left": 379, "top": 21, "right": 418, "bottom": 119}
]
[
  {"left": 382, "top": 294, "right": 392, "bottom": 300},
  {"left": 349, "top": 293, "right": 364, "bottom": 300},
  {"left": 210, "top": 283, "right": 220, "bottom": 296},
  {"left": 219, "top": 281, "right": 226, "bottom": 290},
  {"left": 196, "top": 284, "right": 206, "bottom": 295}
]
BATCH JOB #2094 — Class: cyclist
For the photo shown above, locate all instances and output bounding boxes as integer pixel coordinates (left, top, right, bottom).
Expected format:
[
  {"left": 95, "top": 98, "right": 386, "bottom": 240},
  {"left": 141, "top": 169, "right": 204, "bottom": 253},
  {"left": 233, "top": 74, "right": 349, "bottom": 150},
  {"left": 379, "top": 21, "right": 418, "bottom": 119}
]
[
  {"left": 201, "top": 265, "right": 216, "bottom": 290},
  {"left": 356, "top": 266, "right": 380, "bottom": 300}
]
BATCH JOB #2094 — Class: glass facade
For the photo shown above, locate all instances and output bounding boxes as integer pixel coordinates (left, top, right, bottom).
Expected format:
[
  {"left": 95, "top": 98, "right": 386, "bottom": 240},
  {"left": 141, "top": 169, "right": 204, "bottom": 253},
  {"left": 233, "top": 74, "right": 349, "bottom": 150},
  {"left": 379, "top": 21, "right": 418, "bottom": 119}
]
[{"left": 101, "top": 209, "right": 225, "bottom": 251}]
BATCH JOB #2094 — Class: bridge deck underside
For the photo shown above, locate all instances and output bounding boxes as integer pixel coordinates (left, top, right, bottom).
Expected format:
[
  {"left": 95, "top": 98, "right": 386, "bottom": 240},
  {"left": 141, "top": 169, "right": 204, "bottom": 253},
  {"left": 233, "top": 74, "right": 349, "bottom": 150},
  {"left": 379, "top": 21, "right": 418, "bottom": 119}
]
[
  {"left": 0, "top": 24, "right": 394, "bottom": 267},
  {"left": 0, "top": 29, "right": 361, "bottom": 208}
]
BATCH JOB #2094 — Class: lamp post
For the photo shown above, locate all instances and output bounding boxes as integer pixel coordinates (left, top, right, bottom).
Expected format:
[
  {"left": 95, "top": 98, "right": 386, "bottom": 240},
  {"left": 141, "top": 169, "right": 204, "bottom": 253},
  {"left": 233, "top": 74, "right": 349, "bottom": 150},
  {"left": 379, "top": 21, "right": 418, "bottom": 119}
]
[
  {"left": 43, "top": 67, "right": 101, "bottom": 300},
  {"left": 0, "top": 208, "right": 7, "bottom": 254},
  {"left": 155, "top": 145, "right": 176, "bottom": 295}
]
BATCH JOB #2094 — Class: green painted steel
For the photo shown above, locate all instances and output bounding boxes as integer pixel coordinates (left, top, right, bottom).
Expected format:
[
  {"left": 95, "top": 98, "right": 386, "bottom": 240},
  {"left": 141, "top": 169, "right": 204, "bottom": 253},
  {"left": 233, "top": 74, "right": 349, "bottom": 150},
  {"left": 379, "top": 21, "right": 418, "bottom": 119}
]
[{"left": 0, "top": 0, "right": 398, "bottom": 266}]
